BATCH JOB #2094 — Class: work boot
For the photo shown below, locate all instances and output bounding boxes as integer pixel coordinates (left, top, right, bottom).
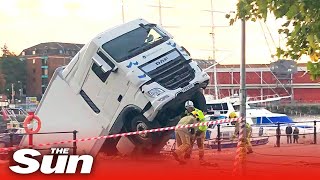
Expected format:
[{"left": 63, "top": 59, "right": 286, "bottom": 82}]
[
  {"left": 172, "top": 151, "right": 186, "bottom": 165},
  {"left": 247, "top": 149, "right": 253, "bottom": 154}
]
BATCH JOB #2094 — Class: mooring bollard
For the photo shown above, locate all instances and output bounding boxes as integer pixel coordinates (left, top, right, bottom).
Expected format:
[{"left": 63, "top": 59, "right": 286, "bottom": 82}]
[
  {"left": 73, "top": 130, "right": 78, "bottom": 155},
  {"left": 314, "top": 121, "right": 317, "bottom": 144},
  {"left": 276, "top": 122, "right": 280, "bottom": 147},
  {"left": 28, "top": 134, "right": 33, "bottom": 148},
  {"left": 217, "top": 124, "right": 221, "bottom": 151}
]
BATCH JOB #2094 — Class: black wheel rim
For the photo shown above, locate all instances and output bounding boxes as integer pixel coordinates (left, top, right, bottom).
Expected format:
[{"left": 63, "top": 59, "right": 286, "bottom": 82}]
[{"left": 136, "top": 121, "right": 148, "bottom": 138}]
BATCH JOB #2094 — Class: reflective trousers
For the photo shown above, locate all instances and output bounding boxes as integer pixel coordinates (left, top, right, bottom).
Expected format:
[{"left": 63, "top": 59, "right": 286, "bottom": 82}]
[
  {"left": 174, "top": 130, "right": 191, "bottom": 159},
  {"left": 246, "top": 137, "right": 253, "bottom": 152},
  {"left": 186, "top": 131, "right": 205, "bottom": 159}
]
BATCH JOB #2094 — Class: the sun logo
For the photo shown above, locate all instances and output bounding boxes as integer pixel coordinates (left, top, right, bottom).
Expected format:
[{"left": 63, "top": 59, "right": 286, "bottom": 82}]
[{"left": 9, "top": 148, "right": 93, "bottom": 174}]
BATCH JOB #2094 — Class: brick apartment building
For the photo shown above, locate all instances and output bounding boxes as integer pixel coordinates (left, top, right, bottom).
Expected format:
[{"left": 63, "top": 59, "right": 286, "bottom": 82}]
[{"left": 19, "top": 42, "right": 84, "bottom": 98}]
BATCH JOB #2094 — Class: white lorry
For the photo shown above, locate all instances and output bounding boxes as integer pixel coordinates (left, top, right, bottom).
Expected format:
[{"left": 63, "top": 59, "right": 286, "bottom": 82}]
[{"left": 20, "top": 19, "right": 210, "bottom": 156}]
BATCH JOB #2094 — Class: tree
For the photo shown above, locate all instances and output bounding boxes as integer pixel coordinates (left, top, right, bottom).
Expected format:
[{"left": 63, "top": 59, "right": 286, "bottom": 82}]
[
  {"left": 227, "top": 0, "right": 320, "bottom": 80},
  {"left": 0, "top": 45, "right": 26, "bottom": 99},
  {"left": 0, "top": 70, "right": 5, "bottom": 93},
  {"left": 1, "top": 44, "right": 16, "bottom": 57}
]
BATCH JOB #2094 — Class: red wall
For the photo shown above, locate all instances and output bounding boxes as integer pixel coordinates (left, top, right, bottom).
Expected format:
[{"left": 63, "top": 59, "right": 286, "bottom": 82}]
[{"left": 205, "top": 69, "right": 320, "bottom": 103}]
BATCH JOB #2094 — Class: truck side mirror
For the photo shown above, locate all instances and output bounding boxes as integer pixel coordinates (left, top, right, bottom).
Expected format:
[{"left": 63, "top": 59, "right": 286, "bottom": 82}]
[
  {"left": 155, "top": 25, "right": 173, "bottom": 38},
  {"left": 96, "top": 50, "right": 118, "bottom": 73},
  {"left": 111, "top": 66, "right": 118, "bottom": 72},
  {"left": 100, "top": 64, "right": 112, "bottom": 73},
  {"left": 181, "top": 46, "right": 191, "bottom": 56},
  {"left": 94, "top": 52, "right": 118, "bottom": 73}
]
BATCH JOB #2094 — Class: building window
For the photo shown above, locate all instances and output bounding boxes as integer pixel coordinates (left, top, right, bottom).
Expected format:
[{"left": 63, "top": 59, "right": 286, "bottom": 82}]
[
  {"left": 59, "top": 50, "right": 63, "bottom": 54},
  {"left": 42, "top": 86, "right": 46, "bottom": 94},
  {"left": 22, "top": 51, "right": 25, "bottom": 56},
  {"left": 33, "top": 77, "right": 36, "bottom": 82},
  {"left": 33, "top": 69, "right": 36, "bottom": 73},
  {"left": 32, "top": 59, "right": 35, "bottom": 64},
  {"left": 42, "top": 78, "right": 48, "bottom": 85},
  {"left": 41, "top": 58, "right": 48, "bottom": 66},
  {"left": 32, "top": 50, "right": 36, "bottom": 55}
]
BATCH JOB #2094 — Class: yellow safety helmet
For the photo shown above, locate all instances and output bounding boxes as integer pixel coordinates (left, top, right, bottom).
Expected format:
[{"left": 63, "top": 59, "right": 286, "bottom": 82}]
[{"left": 229, "top": 112, "right": 237, "bottom": 118}]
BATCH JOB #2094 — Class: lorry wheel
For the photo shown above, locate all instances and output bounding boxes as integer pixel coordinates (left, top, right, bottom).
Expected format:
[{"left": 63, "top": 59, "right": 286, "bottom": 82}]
[
  {"left": 191, "top": 90, "right": 207, "bottom": 113},
  {"left": 125, "top": 114, "right": 153, "bottom": 146},
  {"left": 147, "top": 117, "right": 180, "bottom": 154}
]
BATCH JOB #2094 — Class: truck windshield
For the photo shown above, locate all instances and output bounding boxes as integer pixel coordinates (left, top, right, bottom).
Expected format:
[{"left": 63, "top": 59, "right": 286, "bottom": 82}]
[{"left": 102, "top": 24, "right": 169, "bottom": 62}]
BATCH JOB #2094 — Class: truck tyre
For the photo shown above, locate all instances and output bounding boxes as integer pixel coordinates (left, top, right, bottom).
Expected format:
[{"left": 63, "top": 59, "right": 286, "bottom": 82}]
[
  {"left": 146, "top": 116, "right": 180, "bottom": 154},
  {"left": 125, "top": 114, "right": 154, "bottom": 146},
  {"left": 191, "top": 90, "right": 207, "bottom": 113}
]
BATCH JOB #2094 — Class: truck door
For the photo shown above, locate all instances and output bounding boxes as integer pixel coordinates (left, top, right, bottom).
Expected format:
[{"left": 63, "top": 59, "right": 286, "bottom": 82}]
[
  {"left": 81, "top": 50, "right": 129, "bottom": 123},
  {"left": 81, "top": 49, "right": 115, "bottom": 111}
]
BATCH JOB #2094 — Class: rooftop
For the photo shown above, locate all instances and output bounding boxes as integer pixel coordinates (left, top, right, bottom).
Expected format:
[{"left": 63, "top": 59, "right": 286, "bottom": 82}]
[{"left": 19, "top": 42, "right": 84, "bottom": 56}]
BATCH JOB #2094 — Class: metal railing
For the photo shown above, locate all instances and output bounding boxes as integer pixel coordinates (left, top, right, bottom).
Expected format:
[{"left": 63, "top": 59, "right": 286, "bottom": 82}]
[
  {"left": 3, "top": 130, "right": 78, "bottom": 164},
  {"left": 213, "top": 120, "right": 320, "bottom": 150}
]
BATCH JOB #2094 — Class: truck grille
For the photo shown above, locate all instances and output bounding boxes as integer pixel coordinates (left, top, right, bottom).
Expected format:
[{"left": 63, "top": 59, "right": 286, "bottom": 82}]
[{"left": 145, "top": 55, "right": 195, "bottom": 90}]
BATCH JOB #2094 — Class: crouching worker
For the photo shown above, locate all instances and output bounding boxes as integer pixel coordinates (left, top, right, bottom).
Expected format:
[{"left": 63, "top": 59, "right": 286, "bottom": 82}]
[
  {"left": 173, "top": 111, "right": 199, "bottom": 164},
  {"left": 230, "top": 112, "right": 253, "bottom": 154},
  {"left": 183, "top": 104, "right": 207, "bottom": 164}
]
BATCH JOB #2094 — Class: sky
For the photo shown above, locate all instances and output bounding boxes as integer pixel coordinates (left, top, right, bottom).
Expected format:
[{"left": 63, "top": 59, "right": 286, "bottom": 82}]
[{"left": 0, "top": 0, "right": 300, "bottom": 64}]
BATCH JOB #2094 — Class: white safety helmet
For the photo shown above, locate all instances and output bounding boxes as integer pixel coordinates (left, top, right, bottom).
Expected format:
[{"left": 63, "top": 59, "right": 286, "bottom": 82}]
[{"left": 185, "top": 100, "right": 194, "bottom": 109}]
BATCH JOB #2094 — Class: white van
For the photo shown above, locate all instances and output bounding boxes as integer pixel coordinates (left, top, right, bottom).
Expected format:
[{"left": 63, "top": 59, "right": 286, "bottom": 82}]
[{"left": 20, "top": 19, "right": 210, "bottom": 156}]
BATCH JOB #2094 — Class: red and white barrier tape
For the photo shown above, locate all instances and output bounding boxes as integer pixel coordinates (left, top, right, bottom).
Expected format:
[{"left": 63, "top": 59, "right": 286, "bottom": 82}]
[{"left": 0, "top": 117, "right": 241, "bottom": 153}]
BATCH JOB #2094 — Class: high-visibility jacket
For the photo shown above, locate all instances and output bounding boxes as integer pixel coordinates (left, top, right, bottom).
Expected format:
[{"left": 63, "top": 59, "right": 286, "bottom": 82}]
[
  {"left": 234, "top": 122, "right": 252, "bottom": 138},
  {"left": 184, "top": 108, "right": 207, "bottom": 132}
]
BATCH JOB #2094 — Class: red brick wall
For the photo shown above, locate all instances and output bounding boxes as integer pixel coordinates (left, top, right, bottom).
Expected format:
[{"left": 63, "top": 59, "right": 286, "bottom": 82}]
[
  {"left": 292, "top": 72, "right": 317, "bottom": 83},
  {"left": 232, "top": 72, "right": 240, "bottom": 84},
  {"left": 47, "top": 57, "right": 71, "bottom": 80},
  {"left": 261, "top": 72, "right": 275, "bottom": 84},
  {"left": 216, "top": 72, "right": 232, "bottom": 84},
  {"left": 246, "top": 72, "right": 261, "bottom": 84},
  {"left": 293, "top": 88, "right": 320, "bottom": 103},
  {"left": 25, "top": 56, "right": 72, "bottom": 97},
  {"left": 204, "top": 69, "right": 319, "bottom": 103},
  {"left": 26, "top": 57, "right": 42, "bottom": 97},
  {"left": 219, "top": 89, "right": 231, "bottom": 98}
]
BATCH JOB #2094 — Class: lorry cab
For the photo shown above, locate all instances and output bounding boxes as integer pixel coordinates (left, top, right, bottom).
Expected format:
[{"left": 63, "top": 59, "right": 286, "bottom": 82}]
[{"left": 21, "top": 19, "right": 209, "bottom": 155}]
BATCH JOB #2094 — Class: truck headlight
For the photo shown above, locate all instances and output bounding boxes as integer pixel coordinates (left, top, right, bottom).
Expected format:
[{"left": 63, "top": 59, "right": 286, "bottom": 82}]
[{"left": 147, "top": 88, "right": 165, "bottom": 98}]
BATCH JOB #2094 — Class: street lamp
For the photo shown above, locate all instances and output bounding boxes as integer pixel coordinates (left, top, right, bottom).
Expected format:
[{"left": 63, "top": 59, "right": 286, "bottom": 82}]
[
  {"left": 6, "top": 88, "right": 10, "bottom": 104},
  {"left": 17, "top": 81, "right": 23, "bottom": 98}
]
